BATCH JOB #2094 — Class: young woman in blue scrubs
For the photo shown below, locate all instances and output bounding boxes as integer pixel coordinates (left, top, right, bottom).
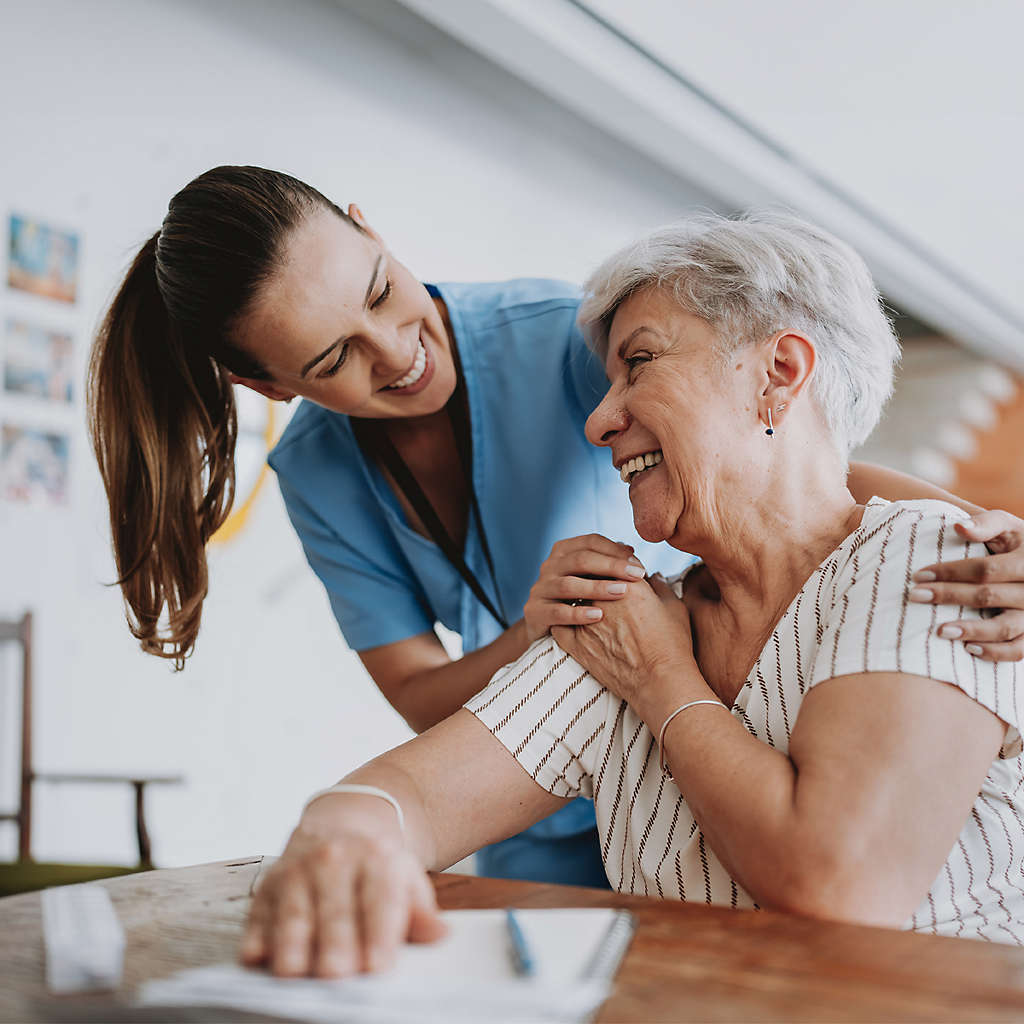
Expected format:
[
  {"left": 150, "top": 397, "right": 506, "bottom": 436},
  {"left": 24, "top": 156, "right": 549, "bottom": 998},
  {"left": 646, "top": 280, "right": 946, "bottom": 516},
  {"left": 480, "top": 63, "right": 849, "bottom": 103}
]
[{"left": 88, "top": 166, "right": 1024, "bottom": 887}]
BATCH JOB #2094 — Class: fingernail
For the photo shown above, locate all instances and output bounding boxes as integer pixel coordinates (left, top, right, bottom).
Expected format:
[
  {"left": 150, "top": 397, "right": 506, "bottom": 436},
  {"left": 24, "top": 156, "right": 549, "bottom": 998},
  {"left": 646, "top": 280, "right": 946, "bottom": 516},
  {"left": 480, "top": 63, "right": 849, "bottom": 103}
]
[
  {"left": 625, "top": 565, "right": 645, "bottom": 579},
  {"left": 606, "top": 582, "right": 628, "bottom": 594},
  {"left": 908, "top": 588, "right": 934, "bottom": 602},
  {"left": 913, "top": 570, "right": 936, "bottom": 583},
  {"left": 938, "top": 625, "right": 963, "bottom": 639},
  {"left": 966, "top": 643, "right": 984, "bottom": 656},
  {"left": 583, "top": 608, "right": 602, "bottom": 620}
]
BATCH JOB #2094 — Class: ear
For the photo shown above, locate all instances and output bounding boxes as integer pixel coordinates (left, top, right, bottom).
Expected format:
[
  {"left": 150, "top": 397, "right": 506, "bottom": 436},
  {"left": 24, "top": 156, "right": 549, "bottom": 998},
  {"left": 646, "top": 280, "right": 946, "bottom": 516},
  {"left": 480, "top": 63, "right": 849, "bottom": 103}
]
[
  {"left": 759, "top": 331, "right": 816, "bottom": 429},
  {"left": 346, "top": 203, "right": 384, "bottom": 244},
  {"left": 229, "top": 373, "right": 296, "bottom": 404}
]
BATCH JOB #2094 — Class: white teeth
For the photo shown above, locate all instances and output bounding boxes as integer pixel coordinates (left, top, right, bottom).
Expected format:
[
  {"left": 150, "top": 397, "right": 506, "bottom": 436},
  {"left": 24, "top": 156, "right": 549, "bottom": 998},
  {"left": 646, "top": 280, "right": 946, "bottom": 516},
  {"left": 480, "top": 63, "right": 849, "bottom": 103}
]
[
  {"left": 385, "top": 341, "right": 427, "bottom": 389},
  {"left": 619, "top": 450, "right": 663, "bottom": 483}
]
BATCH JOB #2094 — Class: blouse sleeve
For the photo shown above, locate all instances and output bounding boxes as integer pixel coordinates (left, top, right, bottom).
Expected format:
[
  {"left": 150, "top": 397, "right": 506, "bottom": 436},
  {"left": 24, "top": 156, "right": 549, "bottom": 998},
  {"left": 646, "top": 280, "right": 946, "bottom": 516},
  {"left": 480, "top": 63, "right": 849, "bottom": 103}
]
[
  {"left": 465, "top": 638, "right": 610, "bottom": 798},
  {"left": 809, "top": 501, "right": 1023, "bottom": 758}
]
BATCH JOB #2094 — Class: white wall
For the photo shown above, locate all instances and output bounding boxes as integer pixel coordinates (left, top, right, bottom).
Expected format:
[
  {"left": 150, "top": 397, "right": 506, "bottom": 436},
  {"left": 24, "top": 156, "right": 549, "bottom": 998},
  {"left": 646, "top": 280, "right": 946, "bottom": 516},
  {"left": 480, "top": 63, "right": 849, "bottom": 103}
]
[
  {"left": 583, "top": 0, "right": 1024, "bottom": 324},
  {"left": 0, "top": 0, "right": 710, "bottom": 865}
]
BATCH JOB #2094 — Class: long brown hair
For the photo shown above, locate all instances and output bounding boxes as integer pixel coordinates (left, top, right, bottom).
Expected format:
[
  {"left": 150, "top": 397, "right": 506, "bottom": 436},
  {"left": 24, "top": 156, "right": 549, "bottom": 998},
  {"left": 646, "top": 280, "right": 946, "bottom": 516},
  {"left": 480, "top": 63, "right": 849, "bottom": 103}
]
[{"left": 88, "top": 166, "right": 354, "bottom": 668}]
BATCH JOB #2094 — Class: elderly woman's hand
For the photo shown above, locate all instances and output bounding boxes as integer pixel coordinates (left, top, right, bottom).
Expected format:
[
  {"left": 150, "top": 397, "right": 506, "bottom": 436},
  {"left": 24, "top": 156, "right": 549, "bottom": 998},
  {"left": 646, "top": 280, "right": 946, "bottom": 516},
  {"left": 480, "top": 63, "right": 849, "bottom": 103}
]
[
  {"left": 241, "top": 820, "right": 445, "bottom": 978},
  {"left": 552, "top": 574, "right": 698, "bottom": 716},
  {"left": 910, "top": 510, "right": 1024, "bottom": 663},
  {"left": 524, "top": 534, "right": 647, "bottom": 642}
]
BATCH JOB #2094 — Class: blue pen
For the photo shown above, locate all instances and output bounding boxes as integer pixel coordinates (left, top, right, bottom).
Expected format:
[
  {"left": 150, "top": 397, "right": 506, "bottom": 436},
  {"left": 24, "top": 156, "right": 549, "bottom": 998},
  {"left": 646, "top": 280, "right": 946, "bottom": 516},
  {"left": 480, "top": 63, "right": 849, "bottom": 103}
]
[{"left": 504, "top": 909, "right": 535, "bottom": 977}]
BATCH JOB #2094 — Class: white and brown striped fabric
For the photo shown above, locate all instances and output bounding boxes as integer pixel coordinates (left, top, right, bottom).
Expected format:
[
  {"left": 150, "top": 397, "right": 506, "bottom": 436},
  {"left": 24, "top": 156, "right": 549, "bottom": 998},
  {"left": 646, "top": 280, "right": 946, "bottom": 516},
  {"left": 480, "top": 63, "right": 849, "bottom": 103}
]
[{"left": 466, "top": 498, "right": 1024, "bottom": 943}]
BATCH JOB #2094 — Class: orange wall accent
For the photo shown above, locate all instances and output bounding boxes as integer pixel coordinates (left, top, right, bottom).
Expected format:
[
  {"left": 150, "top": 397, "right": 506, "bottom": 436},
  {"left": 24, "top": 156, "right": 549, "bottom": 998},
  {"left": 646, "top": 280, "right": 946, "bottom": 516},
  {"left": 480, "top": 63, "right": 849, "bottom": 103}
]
[{"left": 951, "top": 382, "right": 1024, "bottom": 517}]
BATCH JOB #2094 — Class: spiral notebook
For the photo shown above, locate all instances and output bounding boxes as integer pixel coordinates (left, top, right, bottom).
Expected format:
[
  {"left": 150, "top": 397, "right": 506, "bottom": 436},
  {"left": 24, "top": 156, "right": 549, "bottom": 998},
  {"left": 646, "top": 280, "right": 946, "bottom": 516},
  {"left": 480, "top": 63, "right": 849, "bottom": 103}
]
[{"left": 140, "top": 907, "right": 635, "bottom": 1023}]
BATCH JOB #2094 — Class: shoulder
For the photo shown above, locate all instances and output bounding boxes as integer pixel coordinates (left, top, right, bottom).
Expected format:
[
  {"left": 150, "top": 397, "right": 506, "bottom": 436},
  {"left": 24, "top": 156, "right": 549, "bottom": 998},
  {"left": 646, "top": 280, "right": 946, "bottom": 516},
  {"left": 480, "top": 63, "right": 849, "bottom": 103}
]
[
  {"left": 840, "top": 497, "right": 975, "bottom": 573},
  {"left": 434, "top": 278, "right": 582, "bottom": 330},
  {"left": 815, "top": 496, "right": 978, "bottom": 618},
  {"left": 809, "top": 498, "right": 1022, "bottom": 757},
  {"left": 268, "top": 398, "right": 331, "bottom": 457},
  {"left": 267, "top": 400, "right": 349, "bottom": 475}
]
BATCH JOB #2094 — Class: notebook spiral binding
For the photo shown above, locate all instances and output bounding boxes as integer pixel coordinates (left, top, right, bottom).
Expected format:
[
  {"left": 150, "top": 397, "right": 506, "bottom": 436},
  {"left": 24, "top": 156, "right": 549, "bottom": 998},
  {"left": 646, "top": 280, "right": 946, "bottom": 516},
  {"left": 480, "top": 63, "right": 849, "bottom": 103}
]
[{"left": 580, "top": 910, "right": 636, "bottom": 982}]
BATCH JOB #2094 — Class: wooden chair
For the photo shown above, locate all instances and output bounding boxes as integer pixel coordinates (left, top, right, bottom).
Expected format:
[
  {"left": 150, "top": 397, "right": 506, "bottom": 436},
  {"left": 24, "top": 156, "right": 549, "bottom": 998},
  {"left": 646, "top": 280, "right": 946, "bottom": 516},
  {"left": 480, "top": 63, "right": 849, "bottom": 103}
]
[{"left": 0, "top": 611, "right": 183, "bottom": 895}]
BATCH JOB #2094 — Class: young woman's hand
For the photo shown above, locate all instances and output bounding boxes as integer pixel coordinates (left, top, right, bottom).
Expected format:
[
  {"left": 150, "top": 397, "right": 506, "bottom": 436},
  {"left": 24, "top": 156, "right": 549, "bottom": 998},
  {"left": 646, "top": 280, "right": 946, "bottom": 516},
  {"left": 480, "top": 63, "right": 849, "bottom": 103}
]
[
  {"left": 523, "top": 534, "right": 647, "bottom": 642},
  {"left": 241, "top": 822, "right": 445, "bottom": 978},
  {"left": 910, "top": 510, "right": 1024, "bottom": 663}
]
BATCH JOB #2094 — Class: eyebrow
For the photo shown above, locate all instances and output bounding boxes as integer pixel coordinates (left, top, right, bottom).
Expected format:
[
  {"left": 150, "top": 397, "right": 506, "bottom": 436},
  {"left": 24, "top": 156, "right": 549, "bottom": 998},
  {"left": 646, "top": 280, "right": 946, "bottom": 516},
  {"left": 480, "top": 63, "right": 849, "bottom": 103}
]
[
  {"left": 615, "top": 326, "right": 658, "bottom": 361},
  {"left": 300, "top": 253, "right": 384, "bottom": 378}
]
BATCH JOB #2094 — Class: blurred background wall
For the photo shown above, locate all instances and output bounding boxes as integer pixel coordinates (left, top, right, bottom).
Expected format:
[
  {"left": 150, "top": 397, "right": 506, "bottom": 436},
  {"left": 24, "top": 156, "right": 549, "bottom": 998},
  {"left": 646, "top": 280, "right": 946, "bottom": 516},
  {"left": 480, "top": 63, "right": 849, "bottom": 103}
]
[{"left": 0, "top": 0, "right": 1021, "bottom": 870}]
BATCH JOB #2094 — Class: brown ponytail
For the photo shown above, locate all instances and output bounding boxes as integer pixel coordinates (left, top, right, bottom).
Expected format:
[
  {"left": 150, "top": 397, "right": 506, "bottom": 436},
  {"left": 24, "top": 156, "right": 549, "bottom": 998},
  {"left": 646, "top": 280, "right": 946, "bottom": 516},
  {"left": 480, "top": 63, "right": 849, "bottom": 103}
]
[{"left": 88, "top": 166, "right": 356, "bottom": 668}]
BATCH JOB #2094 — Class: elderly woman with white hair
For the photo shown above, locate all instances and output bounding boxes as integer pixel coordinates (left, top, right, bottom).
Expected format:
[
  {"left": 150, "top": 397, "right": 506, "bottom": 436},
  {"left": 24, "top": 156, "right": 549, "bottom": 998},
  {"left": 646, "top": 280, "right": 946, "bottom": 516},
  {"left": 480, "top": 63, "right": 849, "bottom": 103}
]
[{"left": 244, "top": 212, "right": 1024, "bottom": 976}]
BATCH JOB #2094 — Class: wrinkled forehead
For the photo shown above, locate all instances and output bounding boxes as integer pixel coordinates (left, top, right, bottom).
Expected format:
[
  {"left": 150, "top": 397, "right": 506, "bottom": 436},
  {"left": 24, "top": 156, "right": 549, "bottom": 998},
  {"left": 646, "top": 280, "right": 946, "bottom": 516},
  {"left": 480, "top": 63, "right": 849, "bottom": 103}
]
[{"left": 602, "top": 286, "right": 672, "bottom": 370}]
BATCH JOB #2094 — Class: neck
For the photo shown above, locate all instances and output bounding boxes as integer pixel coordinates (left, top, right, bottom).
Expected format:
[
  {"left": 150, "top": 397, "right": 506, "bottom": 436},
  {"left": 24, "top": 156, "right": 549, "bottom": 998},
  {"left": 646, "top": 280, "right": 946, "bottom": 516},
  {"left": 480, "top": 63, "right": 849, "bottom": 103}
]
[
  {"left": 680, "top": 462, "right": 862, "bottom": 634},
  {"left": 385, "top": 405, "right": 451, "bottom": 442}
]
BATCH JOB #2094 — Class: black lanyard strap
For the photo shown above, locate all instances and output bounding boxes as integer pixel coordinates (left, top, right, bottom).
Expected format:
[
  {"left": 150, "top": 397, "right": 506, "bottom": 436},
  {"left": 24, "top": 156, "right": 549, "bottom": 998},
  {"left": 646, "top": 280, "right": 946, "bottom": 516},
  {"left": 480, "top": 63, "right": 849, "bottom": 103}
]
[{"left": 353, "top": 383, "right": 510, "bottom": 632}]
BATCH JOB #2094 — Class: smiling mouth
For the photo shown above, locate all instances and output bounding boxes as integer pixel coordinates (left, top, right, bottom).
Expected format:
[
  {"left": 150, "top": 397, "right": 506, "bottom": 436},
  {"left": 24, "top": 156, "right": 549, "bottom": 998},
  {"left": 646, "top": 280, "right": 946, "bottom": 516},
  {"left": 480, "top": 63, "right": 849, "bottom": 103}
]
[
  {"left": 619, "top": 450, "right": 663, "bottom": 483},
  {"left": 384, "top": 339, "right": 427, "bottom": 390}
]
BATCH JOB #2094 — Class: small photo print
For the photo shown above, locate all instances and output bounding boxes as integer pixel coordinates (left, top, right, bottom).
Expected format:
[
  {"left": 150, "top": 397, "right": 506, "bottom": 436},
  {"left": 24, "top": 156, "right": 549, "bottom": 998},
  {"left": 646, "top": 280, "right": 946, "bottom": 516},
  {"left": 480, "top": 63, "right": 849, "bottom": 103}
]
[
  {"left": 1, "top": 423, "right": 69, "bottom": 505},
  {"left": 7, "top": 214, "right": 80, "bottom": 304},
  {"left": 3, "top": 318, "right": 73, "bottom": 403}
]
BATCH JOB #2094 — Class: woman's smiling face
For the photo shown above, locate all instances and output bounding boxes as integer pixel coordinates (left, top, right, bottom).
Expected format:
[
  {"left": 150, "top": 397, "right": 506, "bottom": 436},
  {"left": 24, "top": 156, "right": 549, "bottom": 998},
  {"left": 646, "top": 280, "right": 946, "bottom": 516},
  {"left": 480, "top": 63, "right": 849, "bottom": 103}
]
[
  {"left": 232, "top": 205, "right": 457, "bottom": 418},
  {"left": 585, "top": 286, "right": 758, "bottom": 547}
]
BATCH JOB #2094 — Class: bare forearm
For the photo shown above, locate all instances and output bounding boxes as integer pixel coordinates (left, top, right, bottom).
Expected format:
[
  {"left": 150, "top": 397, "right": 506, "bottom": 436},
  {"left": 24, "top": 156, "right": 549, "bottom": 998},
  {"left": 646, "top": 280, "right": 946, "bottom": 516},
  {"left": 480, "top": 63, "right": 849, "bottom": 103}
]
[
  {"left": 634, "top": 678, "right": 840, "bottom": 916},
  {"left": 848, "top": 461, "right": 982, "bottom": 515},
  {"left": 298, "top": 711, "right": 558, "bottom": 871},
  {"left": 395, "top": 620, "right": 531, "bottom": 732}
]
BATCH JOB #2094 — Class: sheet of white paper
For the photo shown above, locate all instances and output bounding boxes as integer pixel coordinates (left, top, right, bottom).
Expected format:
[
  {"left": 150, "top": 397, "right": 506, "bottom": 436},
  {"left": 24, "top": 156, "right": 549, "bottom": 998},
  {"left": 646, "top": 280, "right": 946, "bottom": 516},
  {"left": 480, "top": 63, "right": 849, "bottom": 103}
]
[{"left": 139, "top": 908, "right": 621, "bottom": 1023}]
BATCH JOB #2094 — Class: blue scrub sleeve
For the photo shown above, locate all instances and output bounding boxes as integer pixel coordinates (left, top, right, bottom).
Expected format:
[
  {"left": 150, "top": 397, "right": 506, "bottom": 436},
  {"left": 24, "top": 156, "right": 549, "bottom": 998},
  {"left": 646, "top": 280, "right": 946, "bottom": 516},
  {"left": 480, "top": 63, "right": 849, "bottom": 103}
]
[
  {"left": 564, "top": 322, "right": 610, "bottom": 421},
  {"left": 276, "top": 475, "right": 436, "bottom": 651}
]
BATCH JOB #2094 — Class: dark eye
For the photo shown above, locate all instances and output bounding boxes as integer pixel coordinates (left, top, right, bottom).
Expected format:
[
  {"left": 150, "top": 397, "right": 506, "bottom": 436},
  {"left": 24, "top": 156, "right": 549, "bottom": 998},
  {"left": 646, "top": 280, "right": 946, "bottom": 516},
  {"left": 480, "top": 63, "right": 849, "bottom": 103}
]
[
  {"left": 624, "top": 352, "right": 652, "bottom": 377},
  {"left": 370, "top": 278, "right": 392, "bottom": 309},
  {"left": 319, "top": 343, "right": 349, "bottom": 378}
]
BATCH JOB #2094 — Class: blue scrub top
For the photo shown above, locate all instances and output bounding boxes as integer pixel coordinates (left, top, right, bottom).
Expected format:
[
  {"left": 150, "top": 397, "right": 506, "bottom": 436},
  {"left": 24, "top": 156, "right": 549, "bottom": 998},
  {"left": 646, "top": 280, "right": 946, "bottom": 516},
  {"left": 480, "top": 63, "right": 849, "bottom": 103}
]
[
  {"left": 269, "top": 278, "right": 689, "bottom": 655},
  {"left": 268, "top": 280, "right": 692, "bottom": 850}
]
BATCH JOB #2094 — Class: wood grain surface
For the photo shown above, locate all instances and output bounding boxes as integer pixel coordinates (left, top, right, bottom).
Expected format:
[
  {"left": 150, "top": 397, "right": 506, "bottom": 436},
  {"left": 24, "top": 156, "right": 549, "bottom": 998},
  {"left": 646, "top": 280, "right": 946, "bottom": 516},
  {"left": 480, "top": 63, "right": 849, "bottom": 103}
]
[{"left": 3, "top": 858, "right": 1024, "bottom": 1022}]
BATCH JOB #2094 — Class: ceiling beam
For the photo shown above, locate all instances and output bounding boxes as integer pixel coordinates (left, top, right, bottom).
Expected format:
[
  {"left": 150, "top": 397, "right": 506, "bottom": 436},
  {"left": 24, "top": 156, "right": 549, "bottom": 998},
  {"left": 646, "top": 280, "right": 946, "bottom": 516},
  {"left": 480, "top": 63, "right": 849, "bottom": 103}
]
[{"left": 393, "top": 0, "right": 1024, "bottom": 368}]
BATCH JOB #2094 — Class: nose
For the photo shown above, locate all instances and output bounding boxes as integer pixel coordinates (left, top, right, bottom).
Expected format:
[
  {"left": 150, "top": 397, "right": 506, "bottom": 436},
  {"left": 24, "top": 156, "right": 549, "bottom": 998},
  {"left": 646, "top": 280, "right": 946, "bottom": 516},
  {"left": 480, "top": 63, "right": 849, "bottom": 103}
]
[
  {"left": 366, "top": 326, "right": 416, "bottom": 379},
  {"left": 585, "top": 387, "right": 630, "bottom": 448}
]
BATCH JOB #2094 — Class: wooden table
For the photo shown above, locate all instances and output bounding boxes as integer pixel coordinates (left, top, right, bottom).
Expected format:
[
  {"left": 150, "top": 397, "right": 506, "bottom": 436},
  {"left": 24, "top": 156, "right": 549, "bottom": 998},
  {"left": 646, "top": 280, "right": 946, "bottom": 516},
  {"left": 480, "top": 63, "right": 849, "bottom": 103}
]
[{"left": 3, "top": 857, "right": 1024, "bottom": 1022}]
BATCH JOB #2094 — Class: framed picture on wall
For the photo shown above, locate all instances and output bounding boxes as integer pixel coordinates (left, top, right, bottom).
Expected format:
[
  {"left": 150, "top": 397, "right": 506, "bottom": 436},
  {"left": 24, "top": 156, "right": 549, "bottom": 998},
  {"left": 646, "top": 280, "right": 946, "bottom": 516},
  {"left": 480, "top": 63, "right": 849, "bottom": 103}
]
[
  {"left": 6, "top": 214, "right": 79, "bottom": 304},
  {"left": 1, "top": 423, "right": 69, "bottom": 505},
  {"left": 3, "top": 318, "right": 73, "bottom": 403}
]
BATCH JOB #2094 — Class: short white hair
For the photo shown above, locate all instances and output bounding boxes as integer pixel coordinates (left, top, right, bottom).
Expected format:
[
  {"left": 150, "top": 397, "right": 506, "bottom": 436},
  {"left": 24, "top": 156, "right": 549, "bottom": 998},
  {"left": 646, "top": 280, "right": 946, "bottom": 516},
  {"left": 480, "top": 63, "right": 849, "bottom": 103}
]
[{"left": 578, "top": 210, "right": 900, "bottom": 454}]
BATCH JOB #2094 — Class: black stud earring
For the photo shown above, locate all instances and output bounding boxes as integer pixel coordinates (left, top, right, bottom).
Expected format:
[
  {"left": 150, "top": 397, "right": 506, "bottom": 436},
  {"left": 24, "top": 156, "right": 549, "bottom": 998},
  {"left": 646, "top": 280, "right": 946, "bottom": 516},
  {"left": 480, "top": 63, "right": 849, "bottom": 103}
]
[{"left": 765, "top": 407, "right": 774, "bottom": 436}]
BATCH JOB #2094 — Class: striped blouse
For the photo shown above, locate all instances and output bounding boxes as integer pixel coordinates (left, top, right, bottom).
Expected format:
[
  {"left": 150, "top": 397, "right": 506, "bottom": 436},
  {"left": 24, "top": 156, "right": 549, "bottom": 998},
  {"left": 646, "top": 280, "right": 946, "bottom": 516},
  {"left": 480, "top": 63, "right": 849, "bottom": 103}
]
[{"left": 466, "top": 498, "right": 1024, "bottom": 943}]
